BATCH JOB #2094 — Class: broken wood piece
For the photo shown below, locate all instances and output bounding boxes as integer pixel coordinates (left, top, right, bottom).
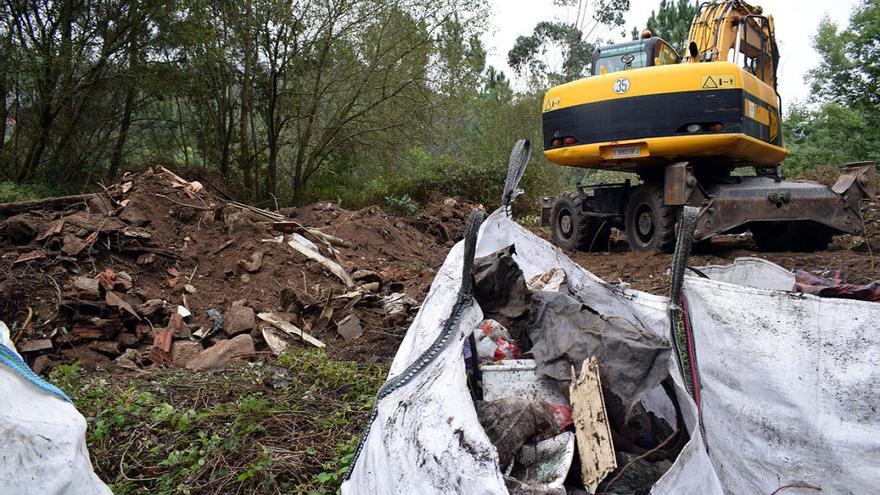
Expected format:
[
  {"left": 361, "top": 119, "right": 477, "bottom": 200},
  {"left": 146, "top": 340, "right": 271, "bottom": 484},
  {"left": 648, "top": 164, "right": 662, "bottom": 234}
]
[
  {"left": 17, "top": 339, "right": 53, "bottom": 353},
  {"left": 210, "top": 238, "right": 235, "bottom": 255},
  {"left": 261, "top": 326, "right": 289, "bottom": 356},
  {"left": 286, "top": 237, "right": 354, "bottom": 287},
  {"left": 227, "top": 200, "right": 284, "bottom": 222},
  {"left": 270, "top": 221, "right": 351, "bottom": 248},
  {"left": 570, "top": 356, "right": 617, "bottom": 493},
  {"left": 291, "top": 233, "right": 318, "bottom": 252},
  {"left": 307, "top": 228, "right": 351, "bottom": 248},
  {"left": 158, "top": 166, "right": 189, "bottom": 186},
  {"left": 13, "top": 250, "right": 45, "bottom": 264},
  {"left": 257, "top": 312, "right": 325, "bottom": 348},
  {"left": 0, "top": 193, "right": 97, "bottom": 217}
]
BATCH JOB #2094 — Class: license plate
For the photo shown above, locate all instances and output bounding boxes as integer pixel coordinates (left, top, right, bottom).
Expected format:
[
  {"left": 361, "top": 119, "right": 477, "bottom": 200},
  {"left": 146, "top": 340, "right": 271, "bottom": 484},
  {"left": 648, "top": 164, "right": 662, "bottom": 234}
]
[{"left": 611, "top": 145, "right": 641, "bottom": 158}]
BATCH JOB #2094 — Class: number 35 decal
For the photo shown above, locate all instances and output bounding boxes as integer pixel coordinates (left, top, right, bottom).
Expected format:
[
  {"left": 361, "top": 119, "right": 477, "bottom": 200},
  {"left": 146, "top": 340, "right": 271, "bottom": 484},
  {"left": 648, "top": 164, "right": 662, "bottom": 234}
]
[{"left": 613, "top": 78, "right": 630, "bottom": 95}]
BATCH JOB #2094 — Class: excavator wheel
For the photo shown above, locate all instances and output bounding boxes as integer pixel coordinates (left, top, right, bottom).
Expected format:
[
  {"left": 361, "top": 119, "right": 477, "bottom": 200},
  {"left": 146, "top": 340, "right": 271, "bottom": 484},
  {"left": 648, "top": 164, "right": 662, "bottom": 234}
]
[
  {"left": 550, "top": 191, "right": 611, "bottom": 252},
  {"left": 624, "top": 184, "right": 677, "bottom": 253},
  {"left": 750, "top": 222, "right": 833, "bottom": 252}
]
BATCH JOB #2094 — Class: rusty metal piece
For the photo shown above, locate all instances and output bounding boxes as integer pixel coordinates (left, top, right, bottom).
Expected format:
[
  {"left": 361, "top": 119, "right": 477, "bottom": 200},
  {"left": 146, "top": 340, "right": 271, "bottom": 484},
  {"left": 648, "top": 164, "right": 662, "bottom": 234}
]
[
  {"left": 664, "top": 162, "right": 690, "bottom": 206},
  {"left": 832, "top": 162, "right": 876, "bottom": 201}
]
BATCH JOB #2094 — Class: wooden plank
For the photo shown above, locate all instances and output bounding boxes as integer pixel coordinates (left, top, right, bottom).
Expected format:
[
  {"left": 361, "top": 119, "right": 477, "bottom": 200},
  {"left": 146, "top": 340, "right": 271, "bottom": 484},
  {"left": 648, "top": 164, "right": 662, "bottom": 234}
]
[
  {"left": 286, "top": 237, "right": 354, "bottom": 287},
  {"left": 257, "top": 312, "right": 326, "bottom": 348},
  {"left": 570, "top": 356, "right": 617, "bottom": 493}
]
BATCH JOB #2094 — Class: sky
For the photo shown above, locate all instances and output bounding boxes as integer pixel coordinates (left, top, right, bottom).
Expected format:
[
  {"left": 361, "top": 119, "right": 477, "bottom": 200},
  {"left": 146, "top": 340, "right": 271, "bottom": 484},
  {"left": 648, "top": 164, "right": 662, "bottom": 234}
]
[{"left": 483, "top": 0, "right": 859, "bottom": 108}]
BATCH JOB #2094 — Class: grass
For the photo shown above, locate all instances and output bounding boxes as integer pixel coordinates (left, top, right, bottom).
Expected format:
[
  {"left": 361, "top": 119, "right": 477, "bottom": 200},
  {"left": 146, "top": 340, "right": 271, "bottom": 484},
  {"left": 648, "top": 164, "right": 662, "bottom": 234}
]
[{"left": 50, "top": 349, "right": 386, "bottom": 495}]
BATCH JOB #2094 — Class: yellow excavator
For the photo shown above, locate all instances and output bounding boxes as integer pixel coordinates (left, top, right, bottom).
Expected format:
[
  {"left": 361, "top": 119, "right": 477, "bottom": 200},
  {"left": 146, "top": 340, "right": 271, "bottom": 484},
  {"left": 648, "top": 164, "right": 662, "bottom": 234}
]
[{"left": 541, "top": 0, "right": 875, "bottom": 252}]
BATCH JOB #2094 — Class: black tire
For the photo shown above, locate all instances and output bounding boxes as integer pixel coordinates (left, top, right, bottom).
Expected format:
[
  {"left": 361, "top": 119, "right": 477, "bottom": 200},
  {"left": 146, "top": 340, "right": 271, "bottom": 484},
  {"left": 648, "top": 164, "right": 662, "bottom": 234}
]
[
  {"left": 751, "top": 222, "right": 833, "bottom": 252},
  {"left": 550, "top": 191, "right": 611, "bottom": 252},
  {"left": 624, "top": 184, "right": 677, "bottom": 253}
]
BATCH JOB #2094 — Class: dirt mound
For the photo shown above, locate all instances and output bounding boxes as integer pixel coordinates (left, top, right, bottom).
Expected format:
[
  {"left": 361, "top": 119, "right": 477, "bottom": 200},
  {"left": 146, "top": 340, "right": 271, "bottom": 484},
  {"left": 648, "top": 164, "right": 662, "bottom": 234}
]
[
  {"left": 555, "top": 198, "right": 880, "bottom": 294},
  {"left": 0, "top": 169, "right": 476, "bottom": 374}
]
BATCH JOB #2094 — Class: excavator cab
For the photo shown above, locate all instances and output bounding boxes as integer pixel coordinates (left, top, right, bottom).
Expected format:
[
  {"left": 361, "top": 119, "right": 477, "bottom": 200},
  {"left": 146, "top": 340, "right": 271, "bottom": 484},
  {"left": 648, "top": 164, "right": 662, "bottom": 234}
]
[{"left": 591, "top": 37, "right": 681, "bottom": 76}]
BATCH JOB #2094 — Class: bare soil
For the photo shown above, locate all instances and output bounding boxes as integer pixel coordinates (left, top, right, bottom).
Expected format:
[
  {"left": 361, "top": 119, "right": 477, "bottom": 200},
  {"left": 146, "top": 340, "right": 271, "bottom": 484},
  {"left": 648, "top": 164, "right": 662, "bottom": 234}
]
[{"left": 551, "top": 200, "right": 880, "bottom": 294}]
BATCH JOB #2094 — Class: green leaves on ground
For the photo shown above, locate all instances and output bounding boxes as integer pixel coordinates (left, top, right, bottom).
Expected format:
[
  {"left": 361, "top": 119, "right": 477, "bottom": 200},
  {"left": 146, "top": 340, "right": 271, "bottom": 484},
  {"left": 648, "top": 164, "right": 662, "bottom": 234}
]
[{"left": 50, "top": 350, "right": 385, "bottom": 494}]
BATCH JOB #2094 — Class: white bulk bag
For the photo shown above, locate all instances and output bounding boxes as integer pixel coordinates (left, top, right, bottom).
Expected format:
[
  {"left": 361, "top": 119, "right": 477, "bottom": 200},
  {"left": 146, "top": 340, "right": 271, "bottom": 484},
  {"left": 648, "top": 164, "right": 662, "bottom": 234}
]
[
  {"left": 343, "top": 209, "right": 724, "bottom": 494},
  {"left": 0, "top": 322, "right": 112, "bottom": 495},
  {"left": 684, "top": 263, "right": 880, "bottom": 494}
]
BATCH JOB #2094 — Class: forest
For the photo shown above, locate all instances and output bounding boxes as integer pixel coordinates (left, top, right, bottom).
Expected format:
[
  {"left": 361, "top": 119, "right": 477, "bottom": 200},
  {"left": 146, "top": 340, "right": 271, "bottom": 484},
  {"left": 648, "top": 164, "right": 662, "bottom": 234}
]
[{"left": 0, "top": 0, "right": 877, "bottom": 210}]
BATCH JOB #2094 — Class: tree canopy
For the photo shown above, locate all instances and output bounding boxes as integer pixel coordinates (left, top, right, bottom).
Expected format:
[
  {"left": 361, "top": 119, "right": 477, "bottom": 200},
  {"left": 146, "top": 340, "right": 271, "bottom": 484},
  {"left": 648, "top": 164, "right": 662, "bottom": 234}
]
[
  {"left": 784, "top": 0, "right": 880, "bottom": 173},
  {"left": 643, "top": 0, "right": 697, "bottom": 54}
]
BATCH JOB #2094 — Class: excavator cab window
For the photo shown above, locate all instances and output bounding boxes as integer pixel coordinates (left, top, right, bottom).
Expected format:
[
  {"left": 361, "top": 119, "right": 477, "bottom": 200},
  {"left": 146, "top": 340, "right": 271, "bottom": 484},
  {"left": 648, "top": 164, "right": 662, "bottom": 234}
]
[
  {"left": 734, "top": 15, "right": 778, "bottom": 89},
  {"left": 591, "top": 38, "right": 681, "bottom": 76}
]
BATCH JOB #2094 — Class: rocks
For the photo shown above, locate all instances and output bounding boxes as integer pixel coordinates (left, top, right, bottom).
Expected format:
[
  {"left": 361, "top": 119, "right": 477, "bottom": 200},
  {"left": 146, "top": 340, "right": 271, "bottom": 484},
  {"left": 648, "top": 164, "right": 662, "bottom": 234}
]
[
  {"left": 443, "top": 197, "right": 458, "bottom": 208},
  {"left": 337, "top": 314, "right": 364, "bottom": 341},
  {"left": 138, "top": 299, "right": 167, "bottom": 318},
  {"left": 61, "top": 234, "right": 87, "bottom": 256},
  {"left": 223, "top": 300, "right": 256, "bottom": 336},
  {"left": 119, "top": 202, "right": 150, "bottom": 226},
  {"left": 185, "top": 334, "right": 255, "bottom": 372},
  {"left": 61, "top": 347, "right": 111, "bottom": 369},
  {"left": 88, "top": 340, "right": 122, "bottom": 356},
  {"left": 352, "top": 269, "right": 383, "bottom": 287},
  {"left": 2, "top": 213, "right": 42, "bottom": 244},
  {"left": 171, "top": 340, "right": 204, "bottom": 368},
  {"left": 116, "top": 332, "right": 141, "bottom": 349},
  {"left": 72, "top": 276, "right": 101, "bottom": 297},
  {"left": 238, "top": 250, "right": 265, "bottom": 273}
]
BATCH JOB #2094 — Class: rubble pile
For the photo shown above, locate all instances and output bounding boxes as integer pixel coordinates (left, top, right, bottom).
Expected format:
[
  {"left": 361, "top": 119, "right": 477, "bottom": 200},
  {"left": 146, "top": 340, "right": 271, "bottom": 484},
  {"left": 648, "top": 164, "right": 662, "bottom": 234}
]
[{"left": 0, "top": 168, "right": 472, "bottom": 373}]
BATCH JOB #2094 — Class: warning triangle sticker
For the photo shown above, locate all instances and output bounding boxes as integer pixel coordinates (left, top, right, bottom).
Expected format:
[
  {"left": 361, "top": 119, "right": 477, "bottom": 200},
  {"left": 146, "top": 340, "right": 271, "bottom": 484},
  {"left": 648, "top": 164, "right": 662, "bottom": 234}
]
[{"left": 702, "top": 76, "right": 718, "bottom": 89}]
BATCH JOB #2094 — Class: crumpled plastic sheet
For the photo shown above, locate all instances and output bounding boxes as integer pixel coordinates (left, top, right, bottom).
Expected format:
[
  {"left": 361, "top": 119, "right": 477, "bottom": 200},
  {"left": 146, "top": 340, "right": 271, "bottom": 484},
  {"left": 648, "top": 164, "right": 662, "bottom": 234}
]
[{"left": 527, "top": 289, "right": 672, "bottom": 416}]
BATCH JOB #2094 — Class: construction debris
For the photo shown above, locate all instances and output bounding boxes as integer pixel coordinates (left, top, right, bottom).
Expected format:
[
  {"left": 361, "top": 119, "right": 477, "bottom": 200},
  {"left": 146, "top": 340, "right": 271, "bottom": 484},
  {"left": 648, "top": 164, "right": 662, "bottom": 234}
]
[
  {"left": 336, "top": 314, "right": 364, "bottom": 342},
  {"left": 223, "top": 300, "right": 257, "bottom": 336},
  {"left": 0, "top": 167, "right": 474, "bottom": 373},
  {"left": 257, "top": 312, "right": 326, "bottom": 348},
  {"left": 186, "top": 334, "right": 256, "bottom": 372},
  {"left": 570, "top": 357, "right": 616, "bottom": 493}
]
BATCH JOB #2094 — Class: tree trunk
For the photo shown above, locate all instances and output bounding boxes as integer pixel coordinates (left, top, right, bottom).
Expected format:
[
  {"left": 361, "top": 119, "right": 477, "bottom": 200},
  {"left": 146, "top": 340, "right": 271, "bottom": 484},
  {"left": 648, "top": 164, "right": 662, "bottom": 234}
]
[
  {"left": 238, "top": 0, "right": 254, "bottom": 200},
  {"left": 108, "top": 86, "right": 135, "bottom": 180},
  {"left": 109, "top": 14, "right": 141, "bottom": 180},
  {"left": 265, "top": 71, "right": 279, "bottom": 199}
]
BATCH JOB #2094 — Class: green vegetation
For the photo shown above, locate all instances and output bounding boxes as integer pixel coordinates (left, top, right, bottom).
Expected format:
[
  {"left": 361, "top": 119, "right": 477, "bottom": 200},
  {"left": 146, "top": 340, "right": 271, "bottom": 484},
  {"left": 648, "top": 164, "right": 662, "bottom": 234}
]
[
  {"left": 783, "top": 0, "right": 880, "bottom": 176},
  {"left": 642, "top": 0, "right": 698, "bottom": 53},
  {"left": 50, "top": 350, "right": 385, "bottom": 494}
]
